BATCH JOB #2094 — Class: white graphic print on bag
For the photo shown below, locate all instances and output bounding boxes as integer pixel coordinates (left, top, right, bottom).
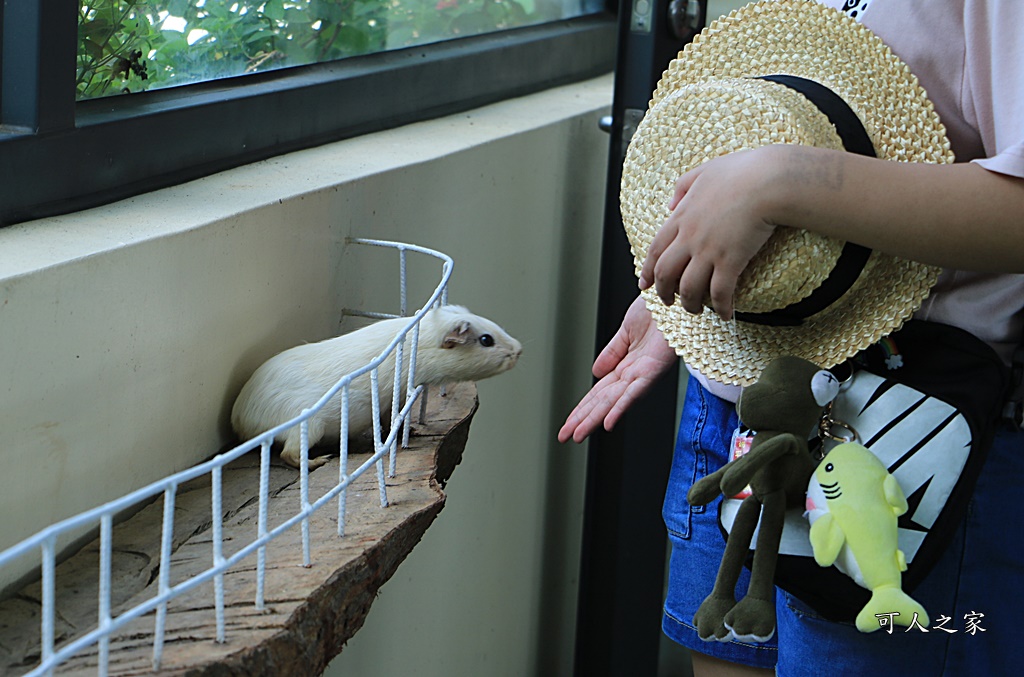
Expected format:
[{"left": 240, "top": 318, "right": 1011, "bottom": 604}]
[{"left": 721, "top": 371, "right": 971, "bottom": 562}]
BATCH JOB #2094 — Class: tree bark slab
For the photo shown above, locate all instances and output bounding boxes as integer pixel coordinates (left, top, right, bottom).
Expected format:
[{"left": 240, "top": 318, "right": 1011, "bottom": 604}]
[{"left": 0, "top": 383, "right": 478, "bottom": 676}]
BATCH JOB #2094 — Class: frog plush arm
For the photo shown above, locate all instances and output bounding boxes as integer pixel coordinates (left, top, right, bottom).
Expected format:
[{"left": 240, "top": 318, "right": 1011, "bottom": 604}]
[
  {"left": 688, "top": 432, "right": 801, "bottom": 506},
  {"left": 720, "top": 432, "right": 801, "bottom": 498}
]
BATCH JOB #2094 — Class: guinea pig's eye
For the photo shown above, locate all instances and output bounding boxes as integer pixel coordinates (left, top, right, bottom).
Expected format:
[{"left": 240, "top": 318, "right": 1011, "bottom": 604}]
[{"left": 479, "top": 334, "right": 495, "bottom": 348}]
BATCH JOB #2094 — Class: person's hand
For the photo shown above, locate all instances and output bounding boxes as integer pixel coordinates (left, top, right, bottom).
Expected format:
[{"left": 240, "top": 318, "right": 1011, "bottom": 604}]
[
  {"left": 638, "top": 147, "right": 781, "bottom": 321},
  {"left": 558, "top": 296, "right": 678, "bottom": 444}
]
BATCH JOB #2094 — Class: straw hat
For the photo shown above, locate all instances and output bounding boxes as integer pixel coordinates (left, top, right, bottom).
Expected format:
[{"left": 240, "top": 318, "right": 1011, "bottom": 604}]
[{"left": 620, "top": 0, "right": 953, "bottom": 386}]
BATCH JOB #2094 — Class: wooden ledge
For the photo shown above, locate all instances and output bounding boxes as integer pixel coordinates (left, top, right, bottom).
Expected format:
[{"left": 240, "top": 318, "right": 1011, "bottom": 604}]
[{"left": 0, "top": 382, "right": 478, "bottom": 676}]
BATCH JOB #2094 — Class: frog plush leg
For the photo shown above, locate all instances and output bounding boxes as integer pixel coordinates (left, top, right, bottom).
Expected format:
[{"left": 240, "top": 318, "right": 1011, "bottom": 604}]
[
  {"left": 724, "top": 489, "right": 785, "bottom": 643},
  {"left": 693, "top": 494, "right": 760, "bottom": 641}
]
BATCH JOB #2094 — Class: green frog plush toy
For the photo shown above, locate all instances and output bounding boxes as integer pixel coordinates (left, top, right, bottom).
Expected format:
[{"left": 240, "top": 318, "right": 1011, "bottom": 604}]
[{"left": 687, "top": 355, "right": 840, "bottom": 643}]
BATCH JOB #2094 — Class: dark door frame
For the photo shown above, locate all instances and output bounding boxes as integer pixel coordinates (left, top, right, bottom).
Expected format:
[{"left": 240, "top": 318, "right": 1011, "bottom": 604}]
[{"left": 573, "top": 1, "right": 706, "bottom": 675}]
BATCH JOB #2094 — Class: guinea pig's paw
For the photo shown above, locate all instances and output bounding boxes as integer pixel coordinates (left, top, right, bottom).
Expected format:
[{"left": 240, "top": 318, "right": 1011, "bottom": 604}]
[
  {"left": 307, "top": 455, "right": 334, "bottom": 470},
  {"left": 280, "top": 448, "right": 334, "bottom": 470}
]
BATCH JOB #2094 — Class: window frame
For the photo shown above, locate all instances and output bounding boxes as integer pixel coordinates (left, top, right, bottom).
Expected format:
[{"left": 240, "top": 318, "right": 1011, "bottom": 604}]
[{"left": 0, "top": 4, "right": 616, "bottom": 227}]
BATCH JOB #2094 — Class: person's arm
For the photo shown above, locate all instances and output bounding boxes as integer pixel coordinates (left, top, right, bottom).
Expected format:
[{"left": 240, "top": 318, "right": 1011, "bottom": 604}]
[
  {"left": 557, "top": 296, "right": 678, "bottom": 444},
  {"left": 639, "top": 144, "right": 1024, "bottom": 320}
]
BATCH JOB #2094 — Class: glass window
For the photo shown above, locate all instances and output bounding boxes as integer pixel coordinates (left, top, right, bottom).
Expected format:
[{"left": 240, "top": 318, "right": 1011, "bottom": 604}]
[
  {"left": 1, "top": 2, "right": 614, "bottom": 227},
  {"left": 77, "top": 0, "right": 603, "bottom": 100}
]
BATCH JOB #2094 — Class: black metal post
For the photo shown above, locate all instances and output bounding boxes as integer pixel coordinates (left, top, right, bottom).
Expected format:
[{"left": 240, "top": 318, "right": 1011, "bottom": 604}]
[
  {"left": 1, "top": 1, "right": 76, "bottom": 133},
  {"left": 573, "top": 1, "right": 705, "bottom": 675}
]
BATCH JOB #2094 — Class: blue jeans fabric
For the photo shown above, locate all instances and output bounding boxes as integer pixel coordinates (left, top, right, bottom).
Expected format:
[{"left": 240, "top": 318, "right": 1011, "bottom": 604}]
[
  {"left": 662, "top": 377, "right": 779, "bottom": 668},
  {"left": 662, "top": 377, "right": 1024, "bottom": 675}
]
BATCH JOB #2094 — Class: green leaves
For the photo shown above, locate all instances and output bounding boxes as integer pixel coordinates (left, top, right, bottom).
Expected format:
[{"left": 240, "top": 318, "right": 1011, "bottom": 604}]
[
  {"left": 263, "top": 0, "right": 286, "bottom": 21},
  {"left": 77, "top": 0, "right": 547, "bottom": 100}
]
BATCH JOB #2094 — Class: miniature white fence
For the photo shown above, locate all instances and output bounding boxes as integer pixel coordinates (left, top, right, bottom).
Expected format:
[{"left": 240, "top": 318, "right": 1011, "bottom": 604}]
[{"left": 0, "top": 238, "right": 454, "bottom": 676}]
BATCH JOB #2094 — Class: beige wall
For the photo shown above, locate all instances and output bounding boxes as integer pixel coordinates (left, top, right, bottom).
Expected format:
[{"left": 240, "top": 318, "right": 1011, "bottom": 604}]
[
  {"left": 711, "top": 0, "right": 749, "bottom": 17},
  {"left": 0, "top": 75, "right": 612, "bottom": 675}
]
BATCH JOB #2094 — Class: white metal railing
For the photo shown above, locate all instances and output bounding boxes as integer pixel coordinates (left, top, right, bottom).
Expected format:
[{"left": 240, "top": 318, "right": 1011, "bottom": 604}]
[{"left": 0, "top": 238, "right": 454, "bottom": 676}]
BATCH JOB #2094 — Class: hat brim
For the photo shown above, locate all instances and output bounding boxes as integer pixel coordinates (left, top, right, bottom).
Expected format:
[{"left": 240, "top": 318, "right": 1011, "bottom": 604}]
[{"left": 621, "top": 0, "right": 953, "bottom": 386}]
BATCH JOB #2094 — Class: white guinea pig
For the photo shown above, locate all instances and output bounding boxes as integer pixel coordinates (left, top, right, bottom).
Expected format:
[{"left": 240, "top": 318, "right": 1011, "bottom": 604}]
[{"left": 231, "top": 305, "right": 521, "bottom": 468}]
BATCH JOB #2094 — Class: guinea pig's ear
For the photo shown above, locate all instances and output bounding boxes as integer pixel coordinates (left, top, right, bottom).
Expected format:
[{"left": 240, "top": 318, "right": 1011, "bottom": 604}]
[{"left": 442, "top": 321, "right": 472, "bottom": 349}]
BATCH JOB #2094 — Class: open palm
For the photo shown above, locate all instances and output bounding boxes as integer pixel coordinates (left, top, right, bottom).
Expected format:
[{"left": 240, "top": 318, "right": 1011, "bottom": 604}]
[{"left": 558, "top": 296, "right": 678, "bottom": 443}]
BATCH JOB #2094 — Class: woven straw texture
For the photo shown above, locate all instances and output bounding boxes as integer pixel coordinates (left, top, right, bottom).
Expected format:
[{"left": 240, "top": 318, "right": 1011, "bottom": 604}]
[{"left": 620, "top": 0, "right": 953, "bottom": 386}]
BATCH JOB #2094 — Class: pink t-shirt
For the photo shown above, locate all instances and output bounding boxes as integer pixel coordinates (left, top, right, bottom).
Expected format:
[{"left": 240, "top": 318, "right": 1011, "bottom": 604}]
[
  {"left": 826, "top": 0, "right": 1024, "bottom": 362},
  {"left": 693, "top": 0, "right": 1024, "bottom": 401}
]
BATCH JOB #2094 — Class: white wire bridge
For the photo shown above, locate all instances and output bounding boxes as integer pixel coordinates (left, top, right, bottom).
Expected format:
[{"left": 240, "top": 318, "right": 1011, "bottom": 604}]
[{"left": 0, "top": 239, "right": 459, "bottom": 675}]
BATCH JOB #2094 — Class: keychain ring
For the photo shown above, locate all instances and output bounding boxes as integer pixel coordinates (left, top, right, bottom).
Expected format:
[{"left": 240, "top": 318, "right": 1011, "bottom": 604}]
[
  {"left": 821, "top": 418, "right": 858, "bottom": 443},
  {"left": 818, "top": 399, "right": 859, "bottom": 444},
  {"left": 830, "top": 360, "right": 856, "bottom": 392}
]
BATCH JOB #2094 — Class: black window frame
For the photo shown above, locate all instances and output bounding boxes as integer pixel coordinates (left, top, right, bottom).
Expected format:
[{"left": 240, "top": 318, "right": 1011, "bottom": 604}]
[{"left": 0, "top": 3, "right": 617, "bottom": 227}]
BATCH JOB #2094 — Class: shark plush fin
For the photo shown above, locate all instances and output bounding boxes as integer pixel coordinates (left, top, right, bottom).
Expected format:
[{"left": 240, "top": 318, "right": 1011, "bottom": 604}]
[
  {"left": 808, "top": 513, "right": 845, "bottom": 567},
  {"left": 883, "top": 473, "right": 908, "bottom": 516},
  {"left": 855, "top": 586, "right": 929, "bottom": 633}
]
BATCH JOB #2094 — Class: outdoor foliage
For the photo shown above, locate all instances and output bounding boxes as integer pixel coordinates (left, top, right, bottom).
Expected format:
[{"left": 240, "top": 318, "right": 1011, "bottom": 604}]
[{"left": 78, "top": 0, "right": 562, "bottom": 100}]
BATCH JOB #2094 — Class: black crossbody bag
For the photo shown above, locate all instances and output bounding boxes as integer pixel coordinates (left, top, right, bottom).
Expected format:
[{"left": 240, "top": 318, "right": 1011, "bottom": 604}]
[{"left": 720, "top": 319, "right": 1013, "bottom": 622}]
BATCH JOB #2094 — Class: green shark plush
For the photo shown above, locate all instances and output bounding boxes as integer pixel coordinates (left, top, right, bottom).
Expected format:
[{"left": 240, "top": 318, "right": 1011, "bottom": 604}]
[{"left": 805, "top": 442, "right": 929, "bottom": 632}]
